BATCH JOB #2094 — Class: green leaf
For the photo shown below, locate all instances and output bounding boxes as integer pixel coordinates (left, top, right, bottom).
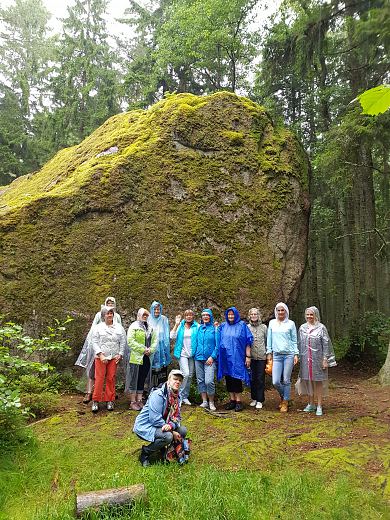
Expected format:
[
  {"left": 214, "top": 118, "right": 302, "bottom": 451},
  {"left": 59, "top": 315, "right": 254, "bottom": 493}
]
[{"left": 357, "top": 85, "right": 390, "bottom": 115}]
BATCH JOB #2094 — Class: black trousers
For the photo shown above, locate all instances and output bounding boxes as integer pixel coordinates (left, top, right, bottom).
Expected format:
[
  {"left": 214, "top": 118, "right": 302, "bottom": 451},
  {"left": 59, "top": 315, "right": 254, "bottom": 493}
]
[
  {"left": 250, "top": 359, "right": 266, "bottom": 402},
  {"left": 136, "top": 355, "right": 151, "bottom": 392},
  {"left": 225, "top": 375, "right": 243, "bottom": 393}
]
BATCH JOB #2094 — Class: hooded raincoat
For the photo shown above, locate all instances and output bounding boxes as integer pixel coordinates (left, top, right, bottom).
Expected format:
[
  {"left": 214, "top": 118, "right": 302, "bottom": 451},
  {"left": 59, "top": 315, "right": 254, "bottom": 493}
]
[
  {"left": 296, "top": 306, "right": 337, "bottom": 397},
  {"left": 75, "top": 297, "right": 122, "bottom": 382},
  {"left": 194, "top": 309, "right": 219, "bottom": 361},
  {"left": 125, "top": 308, "right": 158, "bottom": 393},
  {"left": 148, "top": 301, "right": 171, "bottom": 370},
  {"left": 217, "top": 307, "right": 253, "bottom": 386}
]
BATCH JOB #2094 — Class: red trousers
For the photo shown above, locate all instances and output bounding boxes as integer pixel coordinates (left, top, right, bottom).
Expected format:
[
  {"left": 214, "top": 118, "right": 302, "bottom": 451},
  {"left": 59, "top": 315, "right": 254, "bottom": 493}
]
[{"left": 93, "top": 358, "right": 117, "bottom": 402}]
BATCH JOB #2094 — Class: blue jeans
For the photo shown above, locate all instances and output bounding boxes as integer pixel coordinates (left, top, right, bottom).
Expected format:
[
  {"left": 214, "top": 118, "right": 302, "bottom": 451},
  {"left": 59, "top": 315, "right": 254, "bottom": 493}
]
[
  {"left": 272, "top": 353, "right": 294, "bottom": 400},
  {"left": 195, "top": 360, "right": 216, "bottom": 396},
  {"left": 179, "top": 356, "right": 194, "bottom": 400},
  {"left": 145, "top": 425, "right": 187, "bottom": 454}
]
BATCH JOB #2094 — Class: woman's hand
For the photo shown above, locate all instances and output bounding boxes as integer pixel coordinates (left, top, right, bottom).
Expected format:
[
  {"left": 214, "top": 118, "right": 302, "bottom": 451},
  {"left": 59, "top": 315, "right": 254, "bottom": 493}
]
[
  {"left": 172, "top": 431, "right": 182, "bottom": 442},
  {"left": 205, "top": 357, "right": 214, "bottom": 366},
  {"left": 245, "top": 355, "right": 251, "bottom": 369},
  {"left": 174, "top": 315, "right": 182, "bottom": 325},
  {"left": 266, "top": 354, "right": 272, "bottom": 361},
  {"left": 293, "top": 355, "right": 299, "bottom": 365},
  {"left": 114, "top": 354, "right": 122, "bottom": 365},
  {"left": 322, "top": 358, "right": 329, "bottom": 369},
  {"left": 99, "top": 353, "right": 108, "bottom": 364},
  {"left": 214, "top": 320, "right": 219, "bottom": 327},
  {"left": 144, "top": 347, "right": 151, "bottom": 357},
  {"left": 161, "top": 424, "right": 172, "bottom": 432}
]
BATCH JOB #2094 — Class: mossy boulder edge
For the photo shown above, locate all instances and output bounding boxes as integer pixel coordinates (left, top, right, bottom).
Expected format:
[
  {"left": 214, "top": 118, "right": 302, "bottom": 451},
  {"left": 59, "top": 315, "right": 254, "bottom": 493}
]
[{"left": 0, "top": 92, "right": 309, "bottom": 344}]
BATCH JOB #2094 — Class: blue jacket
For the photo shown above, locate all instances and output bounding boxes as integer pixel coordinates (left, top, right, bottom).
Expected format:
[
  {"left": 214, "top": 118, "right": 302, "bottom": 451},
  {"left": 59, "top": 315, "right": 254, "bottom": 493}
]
[
  {"left": 217, "top": 307, "right": 253, "bottom": 386},
  {"left": 173, "top": 320, "right": 199, "bottom": 359},
  {"left": 133, "top": 383, "right": 182, "bottom": 442},
  {"left": 194, "top": 308, "right": 219, "bottom": 361}
]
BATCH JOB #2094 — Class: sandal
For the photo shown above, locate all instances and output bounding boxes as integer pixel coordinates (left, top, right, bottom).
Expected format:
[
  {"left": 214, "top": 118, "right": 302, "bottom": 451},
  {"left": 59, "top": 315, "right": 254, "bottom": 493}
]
[{"left": 83, "top": 393, "right": 92, "bottom": 404}]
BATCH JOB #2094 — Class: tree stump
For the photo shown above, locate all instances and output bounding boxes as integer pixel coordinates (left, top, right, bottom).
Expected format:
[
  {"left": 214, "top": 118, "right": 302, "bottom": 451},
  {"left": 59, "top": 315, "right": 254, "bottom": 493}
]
[{"left": 76, "top": 484, "right": 146, "bottom": 517}]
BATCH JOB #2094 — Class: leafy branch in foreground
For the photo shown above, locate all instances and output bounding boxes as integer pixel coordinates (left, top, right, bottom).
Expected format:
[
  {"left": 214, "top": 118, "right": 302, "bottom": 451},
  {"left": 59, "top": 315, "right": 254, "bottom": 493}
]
[{"left": 0, "top": 316, "right": 73, "bottom": 445}]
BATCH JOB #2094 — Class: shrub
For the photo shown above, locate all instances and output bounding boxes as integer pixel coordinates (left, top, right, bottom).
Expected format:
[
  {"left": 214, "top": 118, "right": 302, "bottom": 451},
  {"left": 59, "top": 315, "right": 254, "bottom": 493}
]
[
  {"left": 0, "top": 316, "right": 72, "bottom": 445},
  {"left": 21, "top": 392, "right": 60, "bottom": 419}
]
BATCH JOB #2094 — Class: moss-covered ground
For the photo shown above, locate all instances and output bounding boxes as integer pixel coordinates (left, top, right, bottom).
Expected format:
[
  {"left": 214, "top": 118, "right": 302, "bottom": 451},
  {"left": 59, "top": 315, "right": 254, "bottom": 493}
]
[{"left": 0, "top": 365, "right": 388, "bottom": 519}]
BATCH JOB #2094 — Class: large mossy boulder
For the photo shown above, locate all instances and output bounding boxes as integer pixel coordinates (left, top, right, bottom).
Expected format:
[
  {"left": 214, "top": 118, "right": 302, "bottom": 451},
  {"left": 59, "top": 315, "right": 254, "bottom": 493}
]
[{"left": 0, "top": 92, "right": 309, "bottom": 340}]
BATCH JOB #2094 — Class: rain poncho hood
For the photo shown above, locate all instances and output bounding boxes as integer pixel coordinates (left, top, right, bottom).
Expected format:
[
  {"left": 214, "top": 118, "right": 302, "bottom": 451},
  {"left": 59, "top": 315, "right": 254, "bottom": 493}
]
[
  {"left": 194, "top": 308, "right": 219, "bottom": 361},
  {"left": 148, "top": 301, "right": 171, "bottom": 369},
  {"left": 104, "top": 296, "right": 116, "bottom": 308},
  {"left": 136, "top": 307, "right": 149, "bottom": 326},
  {"left": 217, "top": 307, "right": 253, "bottom": 385},
  {"left": 225, "top": 306, "right": 241, "bottom": 325},
  {"left": 200, "top": 308, "right": 214, "bottom": 325},
  {"left": 274, "top": 302, "right": 289, "bottom": 322}
]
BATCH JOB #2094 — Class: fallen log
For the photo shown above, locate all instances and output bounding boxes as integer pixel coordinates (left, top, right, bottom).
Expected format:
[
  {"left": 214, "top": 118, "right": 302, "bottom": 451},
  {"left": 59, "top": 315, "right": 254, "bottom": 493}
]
[{"left": 76, "top": 484, "right": 146, "bottom": 517}]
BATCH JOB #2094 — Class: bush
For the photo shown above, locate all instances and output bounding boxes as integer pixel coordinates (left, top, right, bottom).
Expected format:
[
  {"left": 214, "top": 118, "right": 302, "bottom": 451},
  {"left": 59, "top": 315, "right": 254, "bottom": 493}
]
[
  {"left": 0, "top": 316, "right": 72, "bottom": 445},
  {"left": 21, "top": 392, "right": 60, "bottom": 419}
]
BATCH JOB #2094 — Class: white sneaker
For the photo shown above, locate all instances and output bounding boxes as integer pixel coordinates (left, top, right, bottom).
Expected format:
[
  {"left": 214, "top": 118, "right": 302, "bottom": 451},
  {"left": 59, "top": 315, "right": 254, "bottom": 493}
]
[
  {"left": 250, "top": 400, "right": 257, "bottom": 407},
  {"left": 255, "top": 402, "right": 263, "bottom": 409},
  {"left": 209, "top": 402, "right": 216, "bottom": 412},
  {"left": 199, "top": 401, "right": 209, "bottom": 408},
  {"left": 182, "top": 398, "right": 192, "bottom": 405}
]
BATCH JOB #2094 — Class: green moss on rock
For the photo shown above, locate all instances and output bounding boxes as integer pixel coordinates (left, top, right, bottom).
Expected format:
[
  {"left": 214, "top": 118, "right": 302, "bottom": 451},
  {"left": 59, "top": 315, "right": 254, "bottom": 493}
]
[{"left": 0, "top": 92, "right": 309, "bottom": 350}]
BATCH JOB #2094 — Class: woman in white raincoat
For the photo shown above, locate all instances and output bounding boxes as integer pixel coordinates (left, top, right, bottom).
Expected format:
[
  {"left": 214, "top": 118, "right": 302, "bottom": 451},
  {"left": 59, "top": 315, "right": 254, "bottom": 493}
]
[
  {"left": 296, "top": 306, "right": 336, "bottom": 416},
  {"left": 91, "top": 305, "right": 127, "bottom": 412},
  {"left": 126, "top": 308, "right": 158, "bottom": 411},
  {"left": 75, "top": 296, "right": 122, "bottom": 403}
]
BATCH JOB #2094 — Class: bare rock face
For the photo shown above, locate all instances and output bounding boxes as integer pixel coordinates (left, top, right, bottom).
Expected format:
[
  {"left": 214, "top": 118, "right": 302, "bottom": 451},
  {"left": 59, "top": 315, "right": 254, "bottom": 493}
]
[{"left": 0, "top": 92, "right": 309, "bottom": 338}]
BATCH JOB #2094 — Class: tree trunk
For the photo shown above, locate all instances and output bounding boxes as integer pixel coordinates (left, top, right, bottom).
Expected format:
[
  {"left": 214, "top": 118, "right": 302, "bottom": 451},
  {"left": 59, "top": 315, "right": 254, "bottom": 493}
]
[
  {"left": 378, "top": 340, "right": 390, "bottom": 386},
  {"left": 76, "top": 484, "right": 146, "bottom": 517}
]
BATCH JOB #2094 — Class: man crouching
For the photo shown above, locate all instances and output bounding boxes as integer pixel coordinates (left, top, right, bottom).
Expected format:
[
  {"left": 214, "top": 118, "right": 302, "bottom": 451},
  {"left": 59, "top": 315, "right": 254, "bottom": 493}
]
[{"left": 133, "top": 369, "right": 188, "bottom": 467}]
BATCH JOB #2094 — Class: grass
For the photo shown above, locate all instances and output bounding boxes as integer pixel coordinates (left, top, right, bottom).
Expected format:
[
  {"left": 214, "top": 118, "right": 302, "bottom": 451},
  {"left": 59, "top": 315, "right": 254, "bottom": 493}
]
[{"left": 0, "top": 402, "right": 388, "bottom": 520}]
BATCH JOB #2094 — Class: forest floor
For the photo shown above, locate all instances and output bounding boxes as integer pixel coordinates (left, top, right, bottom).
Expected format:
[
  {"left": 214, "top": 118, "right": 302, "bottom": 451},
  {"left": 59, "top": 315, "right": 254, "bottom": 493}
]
[{"left": 1, "top": 363, "right": 389, "bottom": 519}]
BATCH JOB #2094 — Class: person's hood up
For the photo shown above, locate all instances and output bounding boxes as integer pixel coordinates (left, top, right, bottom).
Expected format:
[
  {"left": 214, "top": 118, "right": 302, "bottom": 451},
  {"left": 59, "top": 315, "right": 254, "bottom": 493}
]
[
  {"left": 105, "top": 296, "right": 116, "bottom": 308},
  {"left": 225, "top": 306, "right": 241, "bottom": 325},
  {"left": 200, "top": 308, "right": 214, "bottom": 326},
  {"left": 305, "top": 306, "right": 321, "bottom": 324},
  {"left": 136, "top": 307, "right": 149, "bottom": 321},
  {"left": 274, "top": 302, "right": 289, "bottom": 322},
  {"left": 149, "top": 301, "right": 163, "bottom": 322}
]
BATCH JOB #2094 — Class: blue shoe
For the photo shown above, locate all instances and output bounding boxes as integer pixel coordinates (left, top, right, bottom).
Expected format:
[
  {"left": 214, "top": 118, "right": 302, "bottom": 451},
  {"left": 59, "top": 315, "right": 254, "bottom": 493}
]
[
  {"left": 303, "top": 404, "right": 316, "bottom": 412},
  {"left": 316, "top": 406, "right": 323, "bottom": 416}
]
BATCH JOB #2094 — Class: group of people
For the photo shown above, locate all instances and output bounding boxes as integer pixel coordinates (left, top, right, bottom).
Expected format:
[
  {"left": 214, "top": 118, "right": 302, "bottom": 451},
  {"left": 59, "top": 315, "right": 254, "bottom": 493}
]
[
  {"left": 75, "top": 298, "right": 336, "bottom": 465},
  {"left": 76, "top": 299, "right": 336, "bottom": 416}
]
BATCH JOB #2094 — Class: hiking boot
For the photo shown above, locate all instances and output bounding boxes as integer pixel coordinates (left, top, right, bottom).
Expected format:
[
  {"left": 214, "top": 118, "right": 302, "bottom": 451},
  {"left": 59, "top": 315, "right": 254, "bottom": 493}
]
[
  {"left": 106, "top": 401, "right": 114, "bottom": 411},
  {"left": 280, "top": 400, "right": 288, "bottom": 412},
  {"left": 224, "top": 400, "right": 236, "bottom": 410},
  {"left": 91, "top": 401, "right": 99, "bottom": 413},
  {"left": 303, "top": 404, "right": 316, "bottom": 412},
  {"left": 139, "top": 447, "right": 150, "bottom": 467},
  {"left": 235, "top": 402, "right": 244, "bottom": 412}
]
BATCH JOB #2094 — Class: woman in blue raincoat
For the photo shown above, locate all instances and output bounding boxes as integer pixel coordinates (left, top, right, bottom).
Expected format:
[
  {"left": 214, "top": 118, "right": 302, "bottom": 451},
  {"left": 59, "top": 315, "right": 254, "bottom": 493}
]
[
  {"left": 194, "top": 308, "right": 219, "bottom": 411},
  {"left": 217, "top": 307, "right": 253, "bottom": 412},
  {"left": 148, "top": 301, "right": 171, "bottom": 385}
]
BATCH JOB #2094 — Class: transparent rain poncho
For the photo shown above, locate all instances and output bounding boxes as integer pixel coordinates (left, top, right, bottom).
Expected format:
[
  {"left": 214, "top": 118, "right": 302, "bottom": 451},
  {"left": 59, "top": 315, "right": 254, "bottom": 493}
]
[
  {"left": 295, "top": 306, "right": 337, "bottom": 397},
  {"left": 75, "top": 297, "right": 123, "bottom": 386},
  {"left": 148, "top": 301, "right": 171, "bottom": 370}
]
